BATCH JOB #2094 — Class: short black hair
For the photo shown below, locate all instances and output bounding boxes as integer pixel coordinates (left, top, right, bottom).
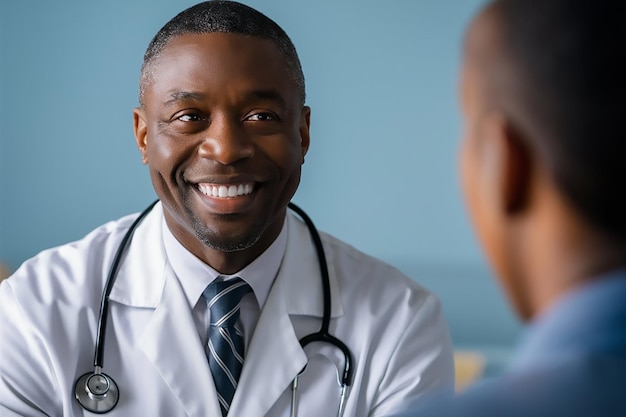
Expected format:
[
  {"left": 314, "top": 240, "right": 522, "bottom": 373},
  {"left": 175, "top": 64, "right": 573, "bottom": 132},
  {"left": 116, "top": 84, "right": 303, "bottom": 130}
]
[
  {"left": 139, "top": 0, "right": 305, "bottom": 106},
  {"left": 492, "top": 0, "right": 626, "bottom": 240}
]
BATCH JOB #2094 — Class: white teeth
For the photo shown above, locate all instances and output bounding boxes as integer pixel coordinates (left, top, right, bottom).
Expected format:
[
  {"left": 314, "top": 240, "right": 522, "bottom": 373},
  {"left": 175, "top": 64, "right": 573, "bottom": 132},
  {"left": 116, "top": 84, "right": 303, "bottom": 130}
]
[{"left": 198, "top": 183, "right": 255, "bottom": 198}]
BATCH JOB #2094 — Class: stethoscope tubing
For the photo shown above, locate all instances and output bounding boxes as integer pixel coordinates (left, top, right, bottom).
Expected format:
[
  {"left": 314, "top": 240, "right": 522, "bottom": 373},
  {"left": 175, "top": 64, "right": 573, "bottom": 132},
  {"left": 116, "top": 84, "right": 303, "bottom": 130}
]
[{"left": 287, "top": 203, "right": 354, "bottom": 388}]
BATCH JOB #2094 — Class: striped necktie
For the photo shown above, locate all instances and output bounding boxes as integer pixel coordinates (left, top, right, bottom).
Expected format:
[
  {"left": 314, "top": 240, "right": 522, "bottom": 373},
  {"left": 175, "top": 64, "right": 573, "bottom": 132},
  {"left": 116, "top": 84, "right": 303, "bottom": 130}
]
[{"left": 202, "top": 278, "right": 252, "bottom": 417}]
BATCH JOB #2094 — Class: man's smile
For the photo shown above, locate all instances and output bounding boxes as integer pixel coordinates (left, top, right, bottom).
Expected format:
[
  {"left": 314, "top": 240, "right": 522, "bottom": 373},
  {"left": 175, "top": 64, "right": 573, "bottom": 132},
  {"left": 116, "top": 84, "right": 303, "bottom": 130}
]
[
  {"left": 190, "top": 179, "right": 261, "bottom": 215},
  {"left": 197, "top": 182, "right": 255, "bottom": 198}
]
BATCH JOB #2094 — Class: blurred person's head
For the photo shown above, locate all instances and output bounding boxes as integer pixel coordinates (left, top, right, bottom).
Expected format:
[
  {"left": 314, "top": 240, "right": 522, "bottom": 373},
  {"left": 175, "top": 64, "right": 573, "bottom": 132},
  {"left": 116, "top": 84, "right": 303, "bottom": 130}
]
[{"left": 459, "top": 0, "right": 626, "bottom": 320}]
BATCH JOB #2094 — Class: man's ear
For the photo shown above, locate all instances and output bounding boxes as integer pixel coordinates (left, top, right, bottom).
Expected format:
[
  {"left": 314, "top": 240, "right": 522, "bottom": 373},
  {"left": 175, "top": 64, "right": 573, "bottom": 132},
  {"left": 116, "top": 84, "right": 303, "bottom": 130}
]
[
  {"left": 133, "top": 107, "right": 149, "bottom": 165},
  {"left": 299, "top": 106, "right": 311, "bottom": 163},
  {"left": 481, "top": 114, "right": 533, "bottom": 216},
  {"left": 501, "top": 120, "right": 533, "bottom": 214}
]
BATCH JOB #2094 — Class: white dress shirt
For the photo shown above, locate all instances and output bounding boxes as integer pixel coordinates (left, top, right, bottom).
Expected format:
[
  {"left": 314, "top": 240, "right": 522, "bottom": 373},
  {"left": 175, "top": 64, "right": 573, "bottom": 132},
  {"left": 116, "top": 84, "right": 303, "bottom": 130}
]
[{"left": 162, "top": 216, "right": 288, "bottom": 350}]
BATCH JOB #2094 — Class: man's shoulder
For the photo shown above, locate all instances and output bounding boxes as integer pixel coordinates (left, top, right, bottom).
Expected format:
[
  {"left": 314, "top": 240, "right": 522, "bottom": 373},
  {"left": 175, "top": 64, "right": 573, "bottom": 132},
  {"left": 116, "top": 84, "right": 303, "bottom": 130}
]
[
  {"left": 398, "top": 355, "right": 626, "bottom": 417},
  {"left": 2, "top": 211, "right": 144, "bottom": 307},
  {"left": 320, "top": 228, "right": 408, "bottom": 275},
  {"left": 317, "top": 228, "right": 436, "bottom": 305}
]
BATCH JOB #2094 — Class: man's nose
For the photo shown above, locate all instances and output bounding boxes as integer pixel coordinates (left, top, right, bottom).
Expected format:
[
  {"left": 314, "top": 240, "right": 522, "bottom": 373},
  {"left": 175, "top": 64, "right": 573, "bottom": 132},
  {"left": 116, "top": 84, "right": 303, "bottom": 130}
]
[{"left": 197, "top": 116, "right": 255, "bottom": 165}]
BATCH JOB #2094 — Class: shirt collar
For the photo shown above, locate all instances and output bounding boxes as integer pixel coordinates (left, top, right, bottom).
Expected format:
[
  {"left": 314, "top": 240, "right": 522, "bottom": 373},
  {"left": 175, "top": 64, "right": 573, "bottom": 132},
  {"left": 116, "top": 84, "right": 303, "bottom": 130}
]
[
  {"left": 512, "top": 268, "right": 626, "bottom": 370},
  {"left": 162, "top": 214, "right": 288, "bottom": 311}
]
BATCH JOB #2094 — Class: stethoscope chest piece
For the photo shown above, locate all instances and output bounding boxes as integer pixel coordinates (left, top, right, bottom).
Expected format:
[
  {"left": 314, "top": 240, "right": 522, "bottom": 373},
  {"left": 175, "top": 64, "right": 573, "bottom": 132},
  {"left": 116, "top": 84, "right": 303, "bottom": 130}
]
[{"left": 74, "top": 371, "right": 119, "bottom": 414}]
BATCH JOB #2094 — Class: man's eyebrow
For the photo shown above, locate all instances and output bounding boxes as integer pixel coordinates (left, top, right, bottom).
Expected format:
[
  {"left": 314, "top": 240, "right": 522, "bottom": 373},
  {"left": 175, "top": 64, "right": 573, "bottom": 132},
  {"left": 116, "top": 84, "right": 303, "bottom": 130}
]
[
  {"left": 246, "top": 89, "right": 288, "bottom": 110},
  {"left": 163, "top": 91, "right": 205, "bottom": 105},
  {"left": 162, "top": 89, "right": 289, "bottom": 109}
]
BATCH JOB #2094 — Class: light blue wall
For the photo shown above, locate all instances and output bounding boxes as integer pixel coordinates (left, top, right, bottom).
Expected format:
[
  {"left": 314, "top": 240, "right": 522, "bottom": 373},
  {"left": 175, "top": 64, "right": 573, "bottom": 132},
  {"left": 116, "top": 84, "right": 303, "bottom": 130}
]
[{"left": 0, "top": 0, "right": 521, "bottom": 350}]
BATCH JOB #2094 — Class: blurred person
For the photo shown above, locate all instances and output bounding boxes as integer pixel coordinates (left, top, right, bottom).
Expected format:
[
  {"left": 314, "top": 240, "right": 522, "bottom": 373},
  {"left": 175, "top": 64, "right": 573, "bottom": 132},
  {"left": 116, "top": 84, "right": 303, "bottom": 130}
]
[
  {"left": 0, "top": 1, "right": 454, "bottom": 416},
  {"left": 391, "top": 0, "right": 626, "bottom": 416}
]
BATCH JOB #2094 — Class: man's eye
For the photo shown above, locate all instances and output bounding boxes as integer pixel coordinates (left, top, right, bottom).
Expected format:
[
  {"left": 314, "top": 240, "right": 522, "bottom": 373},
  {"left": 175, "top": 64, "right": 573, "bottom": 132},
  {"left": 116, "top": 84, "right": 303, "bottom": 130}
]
[
  {"left": 246, "top": 112, "right": 278, "bottom": 122},
  {"left": 177, "top": 113, "right": 204, "bottom": 122}
]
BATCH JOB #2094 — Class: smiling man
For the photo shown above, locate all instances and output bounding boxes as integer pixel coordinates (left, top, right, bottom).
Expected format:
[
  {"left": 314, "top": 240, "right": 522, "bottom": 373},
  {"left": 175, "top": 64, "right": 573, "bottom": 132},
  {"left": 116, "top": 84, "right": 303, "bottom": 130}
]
[{"left": 0, "top": 1, "right": 453, "bottom": 416}]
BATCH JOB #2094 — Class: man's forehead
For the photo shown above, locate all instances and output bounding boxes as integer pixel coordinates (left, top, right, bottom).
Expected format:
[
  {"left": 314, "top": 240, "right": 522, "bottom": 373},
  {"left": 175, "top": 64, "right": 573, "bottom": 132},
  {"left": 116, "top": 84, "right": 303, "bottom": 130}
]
[
  {"left": 147, "top": 32, "right": 286, "bottom": 84},
  {"left": 141, "top": 31, "right": 298, "bottom": 105},
  {"left": 465, "top": 5, "right": 502, "bottom": 64},
  {"left": 157, "top": 32, "right": 278, "bottom": 58},
  {"left": 147, "top": 32, "right": 291, "bottom": 85}
]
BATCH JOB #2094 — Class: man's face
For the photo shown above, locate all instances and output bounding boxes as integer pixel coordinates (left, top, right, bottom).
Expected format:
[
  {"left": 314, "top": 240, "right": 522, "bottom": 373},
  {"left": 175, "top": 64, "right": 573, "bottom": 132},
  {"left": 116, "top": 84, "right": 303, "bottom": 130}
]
[{"left": 135, "top": 33, "right": 310, "bottom": 263}]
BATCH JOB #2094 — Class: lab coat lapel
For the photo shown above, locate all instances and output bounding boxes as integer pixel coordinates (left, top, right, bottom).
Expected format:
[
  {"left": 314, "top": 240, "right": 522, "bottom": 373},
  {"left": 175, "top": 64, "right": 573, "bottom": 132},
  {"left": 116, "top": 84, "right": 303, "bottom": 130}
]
[
  {"left": 229, "top": 212, "right": 344, "bottom": 416},
  {"left": 229, "top": 262, "right": 308, "bottom": 416},
  {"left": 108, "top": 203, "right": 220, "bottom": 417},
  {"left": 138, "top": 264, "right": 221, "bottom": 417},
  {"left": 280, "top": 212, "right": 345, "bottom": 318}
]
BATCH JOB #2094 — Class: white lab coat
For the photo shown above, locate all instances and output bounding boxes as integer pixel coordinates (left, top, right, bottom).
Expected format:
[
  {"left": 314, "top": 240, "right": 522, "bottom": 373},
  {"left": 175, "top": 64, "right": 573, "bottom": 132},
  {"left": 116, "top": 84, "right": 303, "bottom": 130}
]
[{"left": 0, "top": 203, "right": 453, "bottom": 417}]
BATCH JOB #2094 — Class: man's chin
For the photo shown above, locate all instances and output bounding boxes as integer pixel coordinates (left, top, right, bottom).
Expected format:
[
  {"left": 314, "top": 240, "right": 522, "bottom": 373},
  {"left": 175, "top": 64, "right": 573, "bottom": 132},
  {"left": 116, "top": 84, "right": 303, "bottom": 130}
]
[{"left": 196, "top": 228, "right": 263, "bottom": 253}]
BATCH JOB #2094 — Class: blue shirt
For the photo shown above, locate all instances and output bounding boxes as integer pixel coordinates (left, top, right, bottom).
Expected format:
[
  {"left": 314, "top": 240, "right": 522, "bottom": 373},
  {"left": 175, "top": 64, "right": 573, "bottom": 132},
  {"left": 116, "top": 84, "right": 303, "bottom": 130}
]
[{"left": 391, "top": 270, "right": 626, "bottom": 417}]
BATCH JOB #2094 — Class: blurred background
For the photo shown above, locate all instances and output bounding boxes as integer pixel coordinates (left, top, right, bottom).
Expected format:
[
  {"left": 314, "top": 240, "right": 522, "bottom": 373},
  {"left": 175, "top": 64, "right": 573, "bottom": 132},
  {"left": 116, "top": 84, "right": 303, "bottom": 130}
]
[{"left": 0, "top": 0, "right": 520, "bottom": 382}]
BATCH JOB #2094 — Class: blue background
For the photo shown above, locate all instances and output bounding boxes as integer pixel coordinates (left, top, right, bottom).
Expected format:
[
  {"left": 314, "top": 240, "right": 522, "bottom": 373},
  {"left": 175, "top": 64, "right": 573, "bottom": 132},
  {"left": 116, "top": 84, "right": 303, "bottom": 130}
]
[{"left": 0, "top": 0, "right": 521, "bottom": 357}]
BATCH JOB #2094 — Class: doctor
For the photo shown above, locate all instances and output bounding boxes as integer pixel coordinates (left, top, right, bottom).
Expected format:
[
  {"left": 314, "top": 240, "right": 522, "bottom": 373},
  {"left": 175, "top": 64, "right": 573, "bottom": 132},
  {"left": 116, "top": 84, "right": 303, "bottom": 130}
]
[{"left": 0, "top": 1, "right": 454, "bottom": 416}]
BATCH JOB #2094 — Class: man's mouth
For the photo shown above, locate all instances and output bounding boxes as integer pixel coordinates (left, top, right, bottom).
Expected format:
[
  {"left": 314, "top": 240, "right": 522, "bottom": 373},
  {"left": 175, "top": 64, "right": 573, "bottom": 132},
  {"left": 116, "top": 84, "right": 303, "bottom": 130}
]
[{"left": 197, "top": 182, "right": 255, "bottom": 198}]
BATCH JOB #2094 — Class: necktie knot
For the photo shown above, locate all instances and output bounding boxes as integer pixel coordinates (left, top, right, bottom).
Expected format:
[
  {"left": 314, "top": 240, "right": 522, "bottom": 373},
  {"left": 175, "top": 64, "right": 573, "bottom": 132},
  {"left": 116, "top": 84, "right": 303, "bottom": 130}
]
[{"left": 203, "top": 278, "right": 252, "bottom": 327}]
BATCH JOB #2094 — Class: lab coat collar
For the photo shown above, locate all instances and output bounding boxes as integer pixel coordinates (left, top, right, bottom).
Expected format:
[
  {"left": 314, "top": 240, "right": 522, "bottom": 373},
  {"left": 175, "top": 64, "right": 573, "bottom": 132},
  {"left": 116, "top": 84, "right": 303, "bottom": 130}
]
[
  {"left": 280, "top": 210, "right": 344, "bottom": 318},
  {"left": 108, "top": 202, "right": 167, "bottom": 308},
  {"left": 107, "top": 204, "right": 346, "bottom": 318}
]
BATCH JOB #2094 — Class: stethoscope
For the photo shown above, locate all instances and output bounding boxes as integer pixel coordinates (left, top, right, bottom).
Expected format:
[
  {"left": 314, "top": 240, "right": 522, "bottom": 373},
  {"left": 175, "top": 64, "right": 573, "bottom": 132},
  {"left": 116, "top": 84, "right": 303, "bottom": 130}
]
[{"left": 74, "top": 200, "right": 354, "bottom": 415}]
